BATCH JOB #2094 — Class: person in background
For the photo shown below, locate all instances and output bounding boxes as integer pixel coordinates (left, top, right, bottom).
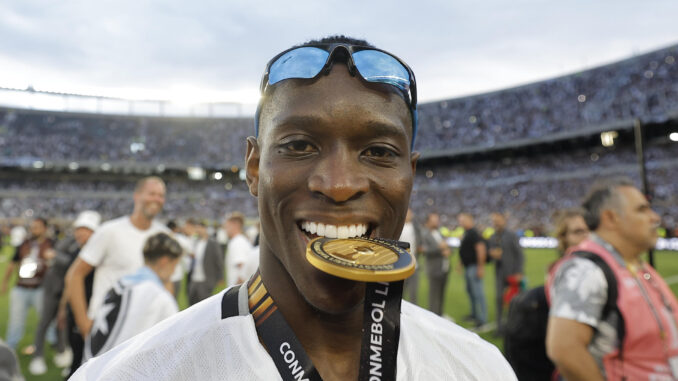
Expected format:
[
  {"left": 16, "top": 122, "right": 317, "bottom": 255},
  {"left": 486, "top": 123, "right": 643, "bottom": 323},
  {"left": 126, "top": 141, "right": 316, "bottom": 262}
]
[
  {"left": 420, "top": 212, "right": 450, "bottom": 315},
  {"left": 65, "top": 177, "right": 168, "bottom": 340},
  {"left": 553, "top": 207, "right": 590, "bottom": 256},
  {"left": 546, "top": 178, "right": 675, "bottom": 380},
  {"left": 29, "top": 211, "right": 100, "bottom": 375},
  {"left": 488, "top": 212, "right": 524, "bottom": 335},
  {"left": 187, "top": 221, "right": 224, "bottom": 305},
  {"left": 224, "top": 212, "right": 255, "bottom": 287},
  {"left": 1, "top": 218, "right": 54, "bottom": 351},
  {"left": 85, "top": 233, "right": 181, "bottom": 360},
  {"left": 457, "top": 212, "right": 487, "bottom": 327}
]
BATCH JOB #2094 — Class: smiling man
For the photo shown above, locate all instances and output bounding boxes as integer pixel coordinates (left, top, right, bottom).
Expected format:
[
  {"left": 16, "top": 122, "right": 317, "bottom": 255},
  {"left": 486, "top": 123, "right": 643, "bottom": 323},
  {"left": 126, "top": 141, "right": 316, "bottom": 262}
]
[
  {"left": 64, "top": 177, "right": 169, "bottom": 348},
  {"left": 71, "top": 36, "right": 515, "bottom": 381}
]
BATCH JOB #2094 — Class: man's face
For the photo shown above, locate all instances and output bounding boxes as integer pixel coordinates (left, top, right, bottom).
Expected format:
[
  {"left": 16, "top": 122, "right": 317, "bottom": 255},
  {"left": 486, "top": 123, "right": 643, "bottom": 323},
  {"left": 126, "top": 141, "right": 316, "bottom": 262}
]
[
  {"left": 248, "top": 64, "right": 417, "bottom": 313},
  {"left": 74, "top": 227, "right": 94, "bottom": 247},
  {"left": 491, "top": 213, "right": 506, "bottom": 230},
  {"left": 457, "top": 215, "right": 470, "bottom": 230},
  {"left": 134, "top": 180, "right": 166, "bottom": 219},
  {"left": 427, "top": 214, "right": 440, "bottom": 229},
  {"left": 614, "top": 186, "right": 660, "bottom": 252},
  {"left": 30, "top": 220, "right": 46, "bottom": 238}
]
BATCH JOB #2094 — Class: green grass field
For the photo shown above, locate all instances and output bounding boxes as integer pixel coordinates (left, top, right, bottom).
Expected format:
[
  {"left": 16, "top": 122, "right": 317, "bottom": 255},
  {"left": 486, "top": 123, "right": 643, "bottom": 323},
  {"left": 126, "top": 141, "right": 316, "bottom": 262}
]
[{"left": 2, "top": 246, "right": 677, "bottom": 380}]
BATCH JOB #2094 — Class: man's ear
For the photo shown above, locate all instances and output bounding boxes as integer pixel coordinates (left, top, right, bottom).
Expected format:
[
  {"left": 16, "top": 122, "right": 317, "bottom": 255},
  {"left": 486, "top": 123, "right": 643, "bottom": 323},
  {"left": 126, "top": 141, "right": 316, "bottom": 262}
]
[
  {"left": 600, "top": 209, "right": 617, "bottom": 229},
  {"left": 410, "top": 151, "right": 420, "bottom": 175},
  {"left": 245, "top": 136, "right": 260, "bottom": 197}
]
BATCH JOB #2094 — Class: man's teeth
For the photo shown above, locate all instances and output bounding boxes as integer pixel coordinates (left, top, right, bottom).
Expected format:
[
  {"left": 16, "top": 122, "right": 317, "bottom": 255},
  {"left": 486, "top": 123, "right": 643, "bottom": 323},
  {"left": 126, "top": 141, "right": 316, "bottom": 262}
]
[{"left": 301, "top": 222, "right": 368, "bottom": 239}]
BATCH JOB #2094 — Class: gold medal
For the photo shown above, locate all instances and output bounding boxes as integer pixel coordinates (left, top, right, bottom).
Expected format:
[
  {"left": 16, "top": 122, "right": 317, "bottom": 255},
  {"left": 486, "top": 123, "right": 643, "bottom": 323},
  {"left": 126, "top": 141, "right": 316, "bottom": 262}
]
[{"left": 306, "top": 237, "right": 415, "bottom": 282}]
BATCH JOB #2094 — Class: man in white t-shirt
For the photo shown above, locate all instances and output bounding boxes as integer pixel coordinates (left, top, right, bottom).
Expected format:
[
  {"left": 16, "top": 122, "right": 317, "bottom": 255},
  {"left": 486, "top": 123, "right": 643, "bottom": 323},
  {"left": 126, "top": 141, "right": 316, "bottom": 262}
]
[
  {"left": 224, "top": 213, "right": 256, "bottom": 287},
  {"left": 71, "top": 36, "right": 516, "bottom": 380},
  {"left": 65, "top": 177, "right": 168, "bottom": 341},
  {"left": 85, "top": 233, "right": 181, "bottom": 361}
]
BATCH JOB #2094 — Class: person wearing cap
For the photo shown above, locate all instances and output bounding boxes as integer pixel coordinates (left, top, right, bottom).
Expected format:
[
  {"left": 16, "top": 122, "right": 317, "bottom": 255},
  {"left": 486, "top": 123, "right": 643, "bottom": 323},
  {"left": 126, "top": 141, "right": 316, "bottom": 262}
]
[
  {"left": 25, "top": 211, "right": 101, "bottom": 376},
  {"left": 71, "top": 35, "right": 515, "bottom": 380}
]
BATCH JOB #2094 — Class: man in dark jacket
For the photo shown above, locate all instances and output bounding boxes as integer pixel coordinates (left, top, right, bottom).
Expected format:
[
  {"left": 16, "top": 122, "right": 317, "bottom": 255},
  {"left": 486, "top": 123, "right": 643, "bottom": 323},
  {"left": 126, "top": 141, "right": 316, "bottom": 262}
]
[
  {"left": 420, "top": 213, "right": 450, "bottom": 315},
  {"left": 488, "top": 212, "right": 524, "bottom": 334},
  {"left": 187, "top": 221, "right": 224, "bottom": 305}
]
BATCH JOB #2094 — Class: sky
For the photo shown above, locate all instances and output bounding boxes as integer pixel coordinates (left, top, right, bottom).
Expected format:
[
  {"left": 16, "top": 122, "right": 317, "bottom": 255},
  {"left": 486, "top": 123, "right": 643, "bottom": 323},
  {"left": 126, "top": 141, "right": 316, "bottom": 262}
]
[{"left": 0, "top": 0, "right": 677, "bottom": 115}]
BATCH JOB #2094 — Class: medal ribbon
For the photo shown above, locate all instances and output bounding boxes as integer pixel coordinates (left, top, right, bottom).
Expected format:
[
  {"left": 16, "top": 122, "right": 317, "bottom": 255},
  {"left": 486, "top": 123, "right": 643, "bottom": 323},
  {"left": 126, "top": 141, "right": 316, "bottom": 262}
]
[{"left": 246, "top": 273, "right": 403, "bottom": 381}]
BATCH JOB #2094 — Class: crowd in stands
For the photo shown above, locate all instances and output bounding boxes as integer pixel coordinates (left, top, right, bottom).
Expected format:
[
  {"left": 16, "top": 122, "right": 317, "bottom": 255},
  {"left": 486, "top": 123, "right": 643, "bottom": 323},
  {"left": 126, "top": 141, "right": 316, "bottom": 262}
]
[
  {"left": 0, "top": 112, "right": 252, "bottom": 167},
  {"left": 416, "top": 44, "right": 678, "bottom": 150},
  {"left": 0, "top": 45, "right": 677, "bottom": 235},
  {"left": 1, "top": 45, "right": 676, "bottom": 167}
]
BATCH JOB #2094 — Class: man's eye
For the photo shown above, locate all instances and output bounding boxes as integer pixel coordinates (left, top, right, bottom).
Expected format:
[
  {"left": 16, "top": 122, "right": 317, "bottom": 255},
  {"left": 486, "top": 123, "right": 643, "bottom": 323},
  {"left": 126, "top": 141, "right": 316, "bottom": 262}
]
[
  {"left": 364, "top": 146, "right": 396, "bottom": 158},
  {"left": 285, "top": 141, "right": 315, "bottom": 153}
]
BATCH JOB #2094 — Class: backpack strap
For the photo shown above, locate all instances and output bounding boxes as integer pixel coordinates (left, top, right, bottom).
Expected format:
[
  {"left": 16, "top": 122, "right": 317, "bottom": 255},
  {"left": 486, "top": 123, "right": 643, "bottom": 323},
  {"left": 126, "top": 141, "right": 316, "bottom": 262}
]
[{"left": 572, "top": 251, "right": 626, "bottom": 358}]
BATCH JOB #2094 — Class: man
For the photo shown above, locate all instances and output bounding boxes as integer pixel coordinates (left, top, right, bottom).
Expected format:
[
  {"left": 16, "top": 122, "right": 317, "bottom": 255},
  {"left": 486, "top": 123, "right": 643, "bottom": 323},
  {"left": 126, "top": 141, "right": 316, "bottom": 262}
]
[
  {"left": 546, "top": 178, "right": 676, "bottom": 380},
  {"left": 420, "top": 212, "right": 450, "bottom": 315},
  {"left": 29, "top": 211, "right": 101, "bottom": 375},
  {"left": 224, "top": 213, "right": 256, "bottom": 287},
  {"left": 488, "top": 212, "right": 524, "bottom": 334},
  {"left": 457, "top": 213, "right": 488, "bottom": 327},
  {"left": 399, "top": 208, "right": 420, "bottom": 304},
  {"left": 72, "top": 36, "right": 515, "bottom": 380},
  {"left": 167, "top": 219, "right": 194, "bottom": 297},
  {"left": 85, "top": 233, "right": 181, "bottom": 360},
  {"left": 57, "top": 211, "right": 100, "bottom": 378},
  {"left": 1, "top": 218, "right": 54, "bottom": 351},
  {"left": 65, "top": 176, "right": 168, "bottom": 341},
  {"left": 188, "top": 221, "right": 224, "bottom": 305}
]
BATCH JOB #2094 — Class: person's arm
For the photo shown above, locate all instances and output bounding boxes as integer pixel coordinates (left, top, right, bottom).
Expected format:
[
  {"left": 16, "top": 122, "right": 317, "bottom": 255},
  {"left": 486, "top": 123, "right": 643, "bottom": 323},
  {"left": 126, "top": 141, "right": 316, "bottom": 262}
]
[
  {"left": 475, "top": 241, "right": 486, "bottom": 278},
  {"left": 546, "top": 317, "right": 605, "bottom": 381},
  {"left": 1, "top": 262, "right": 16, "bottom": 294},
  {"left": 64, "top": 258, "right": 94, "bottom": 338}
]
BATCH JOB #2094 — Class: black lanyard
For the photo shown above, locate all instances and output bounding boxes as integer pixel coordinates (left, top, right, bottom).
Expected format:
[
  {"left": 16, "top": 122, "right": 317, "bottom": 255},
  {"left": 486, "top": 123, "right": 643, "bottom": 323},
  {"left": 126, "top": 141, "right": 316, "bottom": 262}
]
[{"left": 246, "top": 273, "right": 403, "bottom": 381}]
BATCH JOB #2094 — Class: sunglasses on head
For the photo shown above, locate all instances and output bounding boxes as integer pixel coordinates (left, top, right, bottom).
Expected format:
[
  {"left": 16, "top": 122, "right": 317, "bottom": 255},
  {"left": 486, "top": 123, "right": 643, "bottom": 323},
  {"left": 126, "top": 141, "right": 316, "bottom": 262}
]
[{"left": 255, "top": 43, "right": 418, "bottom": 148}]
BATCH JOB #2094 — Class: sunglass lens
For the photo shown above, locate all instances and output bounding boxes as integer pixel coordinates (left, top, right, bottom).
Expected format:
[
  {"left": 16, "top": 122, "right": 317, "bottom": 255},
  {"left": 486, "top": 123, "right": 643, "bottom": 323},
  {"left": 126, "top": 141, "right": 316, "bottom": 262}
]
[
  {"left": 352, "top": 50, "right": 410, "bottom": 91},
  {"left": 269, "top": 47, "right": 329, "bottom": 85}
]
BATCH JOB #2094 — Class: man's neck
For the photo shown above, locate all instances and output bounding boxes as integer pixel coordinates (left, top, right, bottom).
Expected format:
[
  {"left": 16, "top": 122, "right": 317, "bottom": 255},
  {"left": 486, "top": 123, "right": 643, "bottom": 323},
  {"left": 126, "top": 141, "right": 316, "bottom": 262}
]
[
  {"left": 595, "top": 230, "right": 642, "bottom": 266},
  {"left": 129, "top": 213, "right": 152, "bottom": 230},
  {"left": 259, "top": 246, "right": 363, "bottom": 380}
]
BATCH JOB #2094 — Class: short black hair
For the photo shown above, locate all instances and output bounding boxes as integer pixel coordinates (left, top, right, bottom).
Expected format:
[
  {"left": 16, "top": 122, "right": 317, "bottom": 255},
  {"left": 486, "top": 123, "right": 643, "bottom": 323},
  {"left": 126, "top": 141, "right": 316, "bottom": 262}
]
[
  {"left": 33, "top": 217, "right": 48, "bottom": 227},
  {"left": 299, "top": 35, "right": 374, "bottom": 48},
  {"left": 142, "top": 233, "right": 182, "bottom": 263},
  {"left": 166, "top": 220, "right": 177, "bottom": 230},
  {"left": 582, "top": 177, "right": 635, "bottom": 230}
]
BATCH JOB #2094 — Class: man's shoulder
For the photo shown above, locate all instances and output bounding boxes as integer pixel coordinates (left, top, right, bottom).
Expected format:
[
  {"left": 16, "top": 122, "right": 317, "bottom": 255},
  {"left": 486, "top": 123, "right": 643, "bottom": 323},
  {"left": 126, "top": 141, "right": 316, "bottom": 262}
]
[
  {"left": 72, "top": 290, "right": 238, "bottom": 379},
  {"left": 400, "top": 302, "right": 517, "bottom": 380},
  {"left": 97, "top": 216, "right": 131, "bottom": 233}
]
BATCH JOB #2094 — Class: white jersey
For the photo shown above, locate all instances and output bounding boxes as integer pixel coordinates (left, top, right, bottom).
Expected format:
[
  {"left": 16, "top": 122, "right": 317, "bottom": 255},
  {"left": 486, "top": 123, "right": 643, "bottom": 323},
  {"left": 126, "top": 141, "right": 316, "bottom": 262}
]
[
  {"left": 72, "top": 288, "right": 517, "bottom": 380},
  {"left": 170, "top": 233, "right": 193, "bottom": 283},
  {"left": 225, "top": 234, "right": 255, "bottom": 287},
  {"left": 399, "top": 222, "right": 417, "bottom": 257},
  {"left": 79, "top": 216, "right": 169, "bottom": 318},
  {"left": 85, "top": 266, "right": 178, "bottom": 361}
]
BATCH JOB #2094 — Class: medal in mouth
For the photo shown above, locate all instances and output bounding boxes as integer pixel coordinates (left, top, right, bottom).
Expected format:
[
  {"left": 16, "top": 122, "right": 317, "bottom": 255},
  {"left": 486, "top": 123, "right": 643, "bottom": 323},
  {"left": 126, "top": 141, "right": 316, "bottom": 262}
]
[{"left": 305, "top": 236, "right": 416, "bottom": 282}]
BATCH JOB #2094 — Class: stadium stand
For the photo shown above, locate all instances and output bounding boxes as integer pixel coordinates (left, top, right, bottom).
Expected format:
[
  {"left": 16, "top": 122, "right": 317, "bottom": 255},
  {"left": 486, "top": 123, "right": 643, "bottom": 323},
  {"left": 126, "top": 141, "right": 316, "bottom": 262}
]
[{"left": 0, "top": 44, "right": 676, "bottom": 236}]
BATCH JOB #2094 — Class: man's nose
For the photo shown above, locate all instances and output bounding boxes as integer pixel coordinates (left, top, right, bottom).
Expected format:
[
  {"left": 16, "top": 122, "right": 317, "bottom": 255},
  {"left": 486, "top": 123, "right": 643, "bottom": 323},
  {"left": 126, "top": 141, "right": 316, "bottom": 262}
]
[{"left": 307, "top": 148, "right": 369, "bottom": 203}]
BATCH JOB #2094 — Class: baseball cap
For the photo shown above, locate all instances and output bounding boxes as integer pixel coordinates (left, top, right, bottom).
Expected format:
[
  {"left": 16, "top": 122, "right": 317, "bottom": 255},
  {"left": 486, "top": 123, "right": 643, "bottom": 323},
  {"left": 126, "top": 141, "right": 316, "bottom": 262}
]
[{"left": 73, "top": 211, "right": 101, "bottom": 231}]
